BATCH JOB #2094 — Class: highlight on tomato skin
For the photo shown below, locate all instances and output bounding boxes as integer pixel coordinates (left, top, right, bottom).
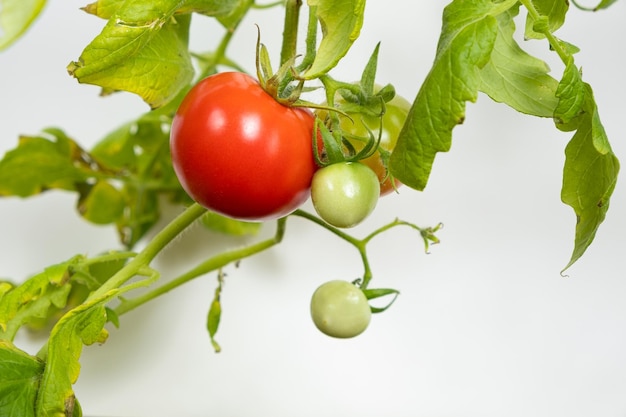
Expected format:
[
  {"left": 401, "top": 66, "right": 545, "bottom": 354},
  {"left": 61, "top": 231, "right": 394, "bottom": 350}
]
[
  {"left": 170, "top": 72, "right": 318, "bottom": 222},
  {"left": 310, "top": 280, "right": 372, "bottom": 338}
]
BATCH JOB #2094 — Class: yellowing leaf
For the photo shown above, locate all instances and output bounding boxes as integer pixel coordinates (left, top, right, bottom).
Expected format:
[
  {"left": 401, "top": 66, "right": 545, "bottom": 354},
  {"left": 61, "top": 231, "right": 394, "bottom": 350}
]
[
  {"left": 68, "top": 11, "right": 193, "bottom": 109},
  {"left": 68, "top": 0, "right": 237, "bottom": 108}
]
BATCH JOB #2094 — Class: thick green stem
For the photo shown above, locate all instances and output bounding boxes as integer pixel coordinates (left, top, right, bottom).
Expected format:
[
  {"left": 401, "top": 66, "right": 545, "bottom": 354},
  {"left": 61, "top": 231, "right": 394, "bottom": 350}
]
[
  {"left": 86, "top": 203, "right": 207, "bottom": 302},
  {"left": 114, "top": 217, "right": 287, "bottom": 316},
  {"left": 280, "top": 0, "right": 302, "bottom": 66},
  {"left": 291, "top": 209, "right": 360, "bottom": 245}
]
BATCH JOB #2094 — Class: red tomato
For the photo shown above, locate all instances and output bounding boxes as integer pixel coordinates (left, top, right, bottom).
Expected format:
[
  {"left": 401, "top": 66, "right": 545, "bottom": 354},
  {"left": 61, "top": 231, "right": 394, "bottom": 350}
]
[{"left": 170, "top": 72, "right": 317, "bottom": 221}]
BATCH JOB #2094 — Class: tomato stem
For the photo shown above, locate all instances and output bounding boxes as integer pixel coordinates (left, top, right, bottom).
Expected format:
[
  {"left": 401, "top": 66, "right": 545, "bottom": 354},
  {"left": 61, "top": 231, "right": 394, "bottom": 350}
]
[
  {"left": 85, "top": 203, "right": 208, "bottom": 303},
  {"left": 297, "top": 5, "right": 318, "bottom": 72},
  {"left": 280, "top": 0, "right": 302, "bottom": 66},
  {"left": 114, "top": 218, "right": 288, "bottom": 316},
  {"left": 291, "top": 210, "right": 443, "bottom": 289}
]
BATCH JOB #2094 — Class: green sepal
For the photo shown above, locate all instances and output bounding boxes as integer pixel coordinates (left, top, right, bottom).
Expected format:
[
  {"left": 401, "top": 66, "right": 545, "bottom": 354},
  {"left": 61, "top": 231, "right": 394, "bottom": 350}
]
[
  {"left": 314, "top": 118, "right": 344, "bottom": 166},
  {"left": 361, "top": 288, "right": 400, "bottom": 314}
]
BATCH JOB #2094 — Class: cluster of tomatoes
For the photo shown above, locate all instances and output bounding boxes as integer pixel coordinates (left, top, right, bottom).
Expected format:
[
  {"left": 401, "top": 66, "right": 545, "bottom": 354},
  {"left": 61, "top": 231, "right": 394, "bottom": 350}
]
[{"left": 170, "top": 72, "right": 409, "bottom": 338}]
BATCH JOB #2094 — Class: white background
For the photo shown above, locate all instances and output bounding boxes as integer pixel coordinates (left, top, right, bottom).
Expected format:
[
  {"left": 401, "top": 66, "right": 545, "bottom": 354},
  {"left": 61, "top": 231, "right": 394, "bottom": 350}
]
[{"left": 2, "top": 1, "right": 626, "bottom": 416}]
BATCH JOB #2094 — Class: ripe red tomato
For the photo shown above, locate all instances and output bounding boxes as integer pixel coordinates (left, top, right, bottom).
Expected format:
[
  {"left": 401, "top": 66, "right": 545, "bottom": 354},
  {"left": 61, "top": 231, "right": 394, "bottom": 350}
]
[{"left": 170, "top": 72, "right": 317, "bottom": 221}]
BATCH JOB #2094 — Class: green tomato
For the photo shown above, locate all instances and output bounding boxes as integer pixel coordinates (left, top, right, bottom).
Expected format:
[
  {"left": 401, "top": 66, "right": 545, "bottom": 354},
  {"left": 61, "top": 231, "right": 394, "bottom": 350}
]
[
  {"left": 317, "top": 91, "right": 411, "bottom": 195},
  {"left": 340, "top": 94, "right": 410, "bottom": 195},
  {"left": 311, "top": 162, "right": 380, "bottom": 228},
  {"left": 310, "top": 280, "right": 372, "bottom": 338}
]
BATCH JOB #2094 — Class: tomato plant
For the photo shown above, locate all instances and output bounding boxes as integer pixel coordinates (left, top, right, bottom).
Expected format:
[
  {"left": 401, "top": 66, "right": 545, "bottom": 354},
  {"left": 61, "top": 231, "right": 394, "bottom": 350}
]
[
  {"left": 311, "top": 162, "right": 380, "bottom": 228},
  {"left": 0, "top": 0, "right": 623, "bottom": 415},
  {"left": 170, "top": 72, "right": 317, "bottom": 221},
  {"left": 310, "top": 280, "right": 371, "bottom": 338}
]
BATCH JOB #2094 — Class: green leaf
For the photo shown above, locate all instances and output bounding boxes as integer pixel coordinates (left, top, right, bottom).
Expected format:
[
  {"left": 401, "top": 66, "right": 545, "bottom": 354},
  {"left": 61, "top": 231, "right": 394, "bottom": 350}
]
[
  {"left": 90, "top": 122, "right": 138, "bottom": 170},
  {"left": 201, "top": 211, "right": 262, "bottom": 236},
  {"left": 571, "top": 0, "right": 618, "bottom": 11},
  {"left": 361, "top": 288, "right": 399, "bottom": 313},
  {"left": 77, "top": 181, "right": 126, "bottom": 225},
  {"left": 68, "top": 9, "right": 193, "bottom": 109},
  {"left": 117, "top": 187, "right": 161, "bottom": 248},
  {"left": 559, "top": 79, "right": 619, "bottom": 272},
  {"left": 31, "top": 251, "right": 157, "bottom": 415},
  {"left": 81, "top": 0, "right": 124, "bottom": 19},
  {"left": 35, "top": 294, "right": 112, "bottom": 416},
  {"left": 592, "top": 0, "right": 620, "bottom": 10},
  {"left": 390, "top": 0, "right": 516, "bottom": 190},
  {"left": 83, "top": 0, "right": 236, "bottom": 19},
  {"left": 0, "top": 130, "right": 89, "bottom": 197},
  {"left": 553, "top": 58, "right": 585, "bottom": 129},
  {"left": 180, "top": 0, "right": 239, "bottom": 15},
  {"left": 71, "top": 0, "right": 238, "bottom": 107},
  {"left": 0, "top": 122, "right": 185, "bottom": 247},
  {"left": 0, "top": 256, "right": 83, "bottom": 341},
  {"left": 217, "top": 0, "right": 251, "bottom": 30},
  {"left": 0, "top": 341, "right": 44, "bottom": 417},
  {"left": 524, "top": 0, "right": 569, "bottom": 39},
  {"left": 0, "top": 0, "right": 46, "bottom": 50},
  {"left": 478, "top": 6, "right": 559, "bottom": 117},
  {"left": 206, "top": 272, "right": 224, "bottom": 353},
  {"left": 303, "top": 0, "right": 366, "bottom": 79}
]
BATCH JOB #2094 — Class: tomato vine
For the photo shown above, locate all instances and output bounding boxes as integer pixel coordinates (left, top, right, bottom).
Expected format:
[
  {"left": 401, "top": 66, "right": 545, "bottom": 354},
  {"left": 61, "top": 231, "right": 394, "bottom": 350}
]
[{"left": 0, "top": 0, "right": 622, "bottom": 415}]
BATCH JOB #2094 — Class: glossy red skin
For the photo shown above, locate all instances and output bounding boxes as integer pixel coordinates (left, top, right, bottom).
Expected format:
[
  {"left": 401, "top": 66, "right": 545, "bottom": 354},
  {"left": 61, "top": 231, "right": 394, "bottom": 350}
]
[{"left": 170, "top": 72, "right": 317, "bottom": 221}]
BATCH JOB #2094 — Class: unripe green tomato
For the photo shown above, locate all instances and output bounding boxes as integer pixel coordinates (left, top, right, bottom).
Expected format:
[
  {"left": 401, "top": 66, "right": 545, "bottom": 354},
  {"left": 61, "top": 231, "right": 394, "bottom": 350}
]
[
  {"left": 310, "top": 280, "right": 372, "bottom": 338},
  {"left": 340, "top": 93, "right": 410, "bottom": 195},
  {"left": 311, "top": 162, "right": 380, "bottom": 228},
  {"left": 316, "top": 91, "right": 411, "bottom": 195}
]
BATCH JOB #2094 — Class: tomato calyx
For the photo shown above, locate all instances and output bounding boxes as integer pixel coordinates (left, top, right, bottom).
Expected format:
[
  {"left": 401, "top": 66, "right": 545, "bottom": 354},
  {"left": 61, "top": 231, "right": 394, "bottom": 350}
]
[
  {"left": 352, "top": 277, "right": 400, "bottom": 314},
  {"left": 361, "top": 287, "right": 400, "bottom": 313},
  {"left": 254, "top": 26, "right": 315, "bottom": 108},
  {"left": 313, "top": 43, "right": 403, "bottom": 174}
]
